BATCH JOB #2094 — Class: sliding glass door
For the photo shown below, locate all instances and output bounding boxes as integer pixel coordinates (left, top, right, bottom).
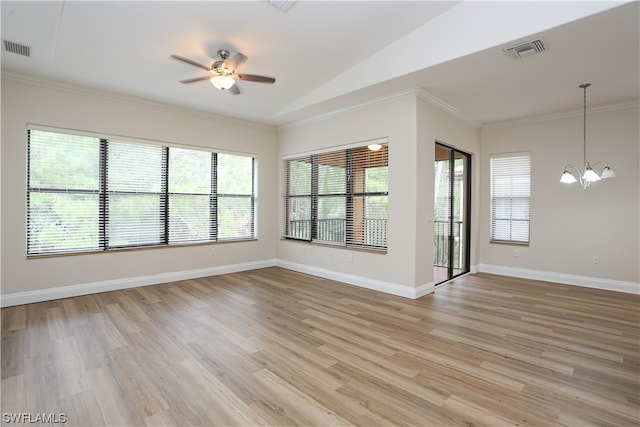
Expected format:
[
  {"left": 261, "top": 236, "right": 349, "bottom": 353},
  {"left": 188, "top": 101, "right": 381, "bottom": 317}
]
[{"left": 434, "top": 143, "right": 471, "bottom": 285}]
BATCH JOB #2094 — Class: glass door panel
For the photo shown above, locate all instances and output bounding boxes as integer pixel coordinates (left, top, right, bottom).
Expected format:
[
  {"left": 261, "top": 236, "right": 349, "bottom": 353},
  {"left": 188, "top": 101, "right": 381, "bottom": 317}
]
[{"left": 434, "top": 143, "right": 470, "bottom": 285}]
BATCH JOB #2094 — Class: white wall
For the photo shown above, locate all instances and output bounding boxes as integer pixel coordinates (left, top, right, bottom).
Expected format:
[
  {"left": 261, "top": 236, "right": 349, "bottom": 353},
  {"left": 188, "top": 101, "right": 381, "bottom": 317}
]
[
  {"left": 479, "top": 106, "right": 640, "bottom": 292},
  {"left": 277, "top": 94, "right": 480, "bottom": 297},
  {"left": 277, "top": 96, "right": 420, "bottom": 296},
  {"left": 1, "top": 77, "right": 279, "bottom": 302},
  {"left": 3, "top": 77, "right": 635, "bottom": 305},
  {"left": 416, "top": 98, "right": 480, "bottom": 285}
]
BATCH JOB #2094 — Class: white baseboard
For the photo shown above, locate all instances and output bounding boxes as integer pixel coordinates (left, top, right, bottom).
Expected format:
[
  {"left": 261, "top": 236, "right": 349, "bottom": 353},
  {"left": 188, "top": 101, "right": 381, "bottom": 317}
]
[
  {"left": 276, "top": 259, "right": 433, "bottom": 299},
  {"left": 4, "top": 259, "right": 634, "bottom": 308},
  {"left": 478, "top": 264, "right": 639, "bottom": 295},
  {"left": 0, "top": 259, "right": 277, "bottom": 308}
]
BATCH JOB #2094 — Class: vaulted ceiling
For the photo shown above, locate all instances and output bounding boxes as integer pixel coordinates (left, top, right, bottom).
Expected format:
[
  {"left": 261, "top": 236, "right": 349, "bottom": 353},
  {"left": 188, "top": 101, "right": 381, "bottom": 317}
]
[{"left": 2, "top": 1, "right": 638, "bottom": 127}]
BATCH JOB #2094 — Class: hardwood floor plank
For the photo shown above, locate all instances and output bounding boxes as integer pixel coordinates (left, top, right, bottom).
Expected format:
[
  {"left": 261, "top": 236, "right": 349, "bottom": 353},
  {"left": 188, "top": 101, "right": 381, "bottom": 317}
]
[
  {"left": 1, "top": 268, "right": 638, "bottom": 426},
  {"left": 0, "top": 374, "right": 25, "bottom": 417},
  {"left": 2, "top": 303, "right": 25, "bottom": 332},
  {"left": 62, "top": 390, "right": 106, "bottom": 427},
  {"left": 84, "top": 366, "right": 138, "bottom": 426},
  {"left": 252, "top": 367, "right": 353, "bottom": 426},
  {"left": 174, "top": 357, "right": 266, "bottom": 426}
]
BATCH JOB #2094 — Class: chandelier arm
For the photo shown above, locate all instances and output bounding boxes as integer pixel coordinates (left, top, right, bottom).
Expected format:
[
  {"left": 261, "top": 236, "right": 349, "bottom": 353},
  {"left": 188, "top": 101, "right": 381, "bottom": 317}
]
[
  {"left": 589, "top": 161, "right": 610, "bottom": 171},
  {"left": 560, "top": 83, "right": 612, "bottom": 190},
  {"left": 563, "top": 164, "right": 581, "bottom": 175},
  {"left": 563, "top": 164, "right": 590, "bottom": 189}
]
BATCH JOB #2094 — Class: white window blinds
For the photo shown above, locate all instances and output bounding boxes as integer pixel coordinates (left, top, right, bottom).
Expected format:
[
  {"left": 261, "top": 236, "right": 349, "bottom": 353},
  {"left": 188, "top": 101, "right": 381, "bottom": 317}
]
[
  {"left": 284, "top": 142, "right": 388, "bottom": 250},
  {"left": 27, "top": 127, "right": 256, "bottom": 255},
  {"left": 216, "top": 153, "right": 255, "bottom": 240},
  {"left": 27, "top": 130, "right": 102, "bottom": 254},
  {"left": 107, "top": 141, "right": 166, "bottom": 248},
  {"left": 168, "top": 147, "right": 212, "bottom": 243},
  {"left": 490, "top": 152, "right": 531, "bottom": 244}
]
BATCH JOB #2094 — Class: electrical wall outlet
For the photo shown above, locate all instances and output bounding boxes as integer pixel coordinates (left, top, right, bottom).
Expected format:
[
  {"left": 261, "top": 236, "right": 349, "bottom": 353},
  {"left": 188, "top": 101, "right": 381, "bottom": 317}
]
[
  {"left": 210, "top": 248, "right": 216, "bottom": 256},
  {"left": 593, "top": 255, "right": 600, "bottom": 264},
  {"left": 513, "top": 249, "right": 519, "bottom": 257}
]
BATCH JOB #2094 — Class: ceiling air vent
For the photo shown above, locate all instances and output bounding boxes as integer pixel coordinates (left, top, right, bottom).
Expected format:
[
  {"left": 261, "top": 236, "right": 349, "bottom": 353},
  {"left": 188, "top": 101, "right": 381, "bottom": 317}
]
[
  {"left": 503, "top": 39, "right": 546, "bottom": 59},
  {"left": 3, "top": 39, "right": 31, "bottom": 57}
]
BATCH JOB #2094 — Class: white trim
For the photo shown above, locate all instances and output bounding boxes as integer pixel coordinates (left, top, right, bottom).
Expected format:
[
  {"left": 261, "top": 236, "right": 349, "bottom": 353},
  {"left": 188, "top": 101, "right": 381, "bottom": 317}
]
[
  {"left": 27, "top": 123, "right": 260, "bottom": 159},
  {"left": 417, "top": 89, "right": 482, "bottom": 128},
  {"left": 4, "top": 260, "right": 634, "bottom": 308},
  {"left": 281, "top": 137, "right": 389, "bottom": 160},
  {"left": 0, "top": 259, "right": 277, "bottom": 308},
  {"left": 415, "top": 281, "right": 436, "bottom": 299},
  {"left": 278, "top": 89, "right": 421, "bottom": 130},
  {"left": 483, "top": 100, "right": 640, "bottom": 130},
  {"left": 2, "top": 71, "right": 275, "bottom": 132},
  {"left": 276, "top": 259, "right": 431, "bottom": 299},
  {"left": 478, "top": 264, "right": 639, "bottom": 295}
]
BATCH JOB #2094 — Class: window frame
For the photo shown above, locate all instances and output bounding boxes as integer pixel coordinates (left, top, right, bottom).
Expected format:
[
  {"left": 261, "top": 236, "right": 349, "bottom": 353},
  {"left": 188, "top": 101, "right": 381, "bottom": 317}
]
[
  {"left": 26, "top": 126, "right": 257, "bottom": 257},
  {"left": 489, "top": 151, "right": 531, "bottom": 245},
  {"left": 283, "top": 140, "right": 388, "bottom": 252}
]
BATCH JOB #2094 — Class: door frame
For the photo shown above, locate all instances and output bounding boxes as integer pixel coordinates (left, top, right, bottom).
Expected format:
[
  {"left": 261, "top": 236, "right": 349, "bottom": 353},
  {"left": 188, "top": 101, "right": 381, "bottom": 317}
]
[{"left": 434, "top": 142, "right": 471, "bottom": 285}]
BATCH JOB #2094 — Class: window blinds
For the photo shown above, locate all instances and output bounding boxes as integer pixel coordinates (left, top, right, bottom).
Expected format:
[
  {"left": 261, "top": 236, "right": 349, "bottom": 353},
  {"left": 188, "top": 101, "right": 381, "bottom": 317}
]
[
  {"left": 27, "top": 130, "right": 102, "bottom": 254},
  {"left": 168, "top": 147, "right": 212, "bottom": 243},
  {"left": 490, "top": 152, "right": 530, "bottom": 244},
  {"left": 27, "top": 128, "right": 256, "bottom": 255},
  {"left": 284, "top": 142, "right": 388, "bottom": 250},
  {"left": 107, "top": 141, "right": 166, "bottom": 248}
]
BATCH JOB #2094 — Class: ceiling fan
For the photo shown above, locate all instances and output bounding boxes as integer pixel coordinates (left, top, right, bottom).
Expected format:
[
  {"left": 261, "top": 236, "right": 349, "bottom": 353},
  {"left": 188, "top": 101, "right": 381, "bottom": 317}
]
[{"left": 171, "top": 49, "right": 276, "bottom": 95}]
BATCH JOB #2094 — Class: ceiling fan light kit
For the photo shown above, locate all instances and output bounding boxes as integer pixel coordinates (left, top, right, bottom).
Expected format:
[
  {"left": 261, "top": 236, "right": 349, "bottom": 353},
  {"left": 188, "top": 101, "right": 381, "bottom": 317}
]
[
  {"left": 211, "top": 75, "right": 235, "bottom": 90},
  {"left": 560, "top": 83, "right": 615, "bottom": 190},
  {"left": 171, "top": 49, "right": 275, "bottom": 95}
]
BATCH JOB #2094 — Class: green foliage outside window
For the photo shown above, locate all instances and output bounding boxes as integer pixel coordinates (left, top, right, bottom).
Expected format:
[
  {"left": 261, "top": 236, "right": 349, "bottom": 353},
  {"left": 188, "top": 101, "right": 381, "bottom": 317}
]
[{"left": 27, "top": 129, "right": 256, "bottom": 255}]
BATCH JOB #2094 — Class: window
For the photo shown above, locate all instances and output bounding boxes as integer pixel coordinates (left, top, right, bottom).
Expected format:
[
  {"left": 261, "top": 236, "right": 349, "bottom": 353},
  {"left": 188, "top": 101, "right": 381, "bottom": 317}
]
[
  {"left": 27, "top": 127, "right": 256, "bottom": 256},
  {"left": 490, "top": 152, "right": 530, "bottom": 244},
  {"left": 284, "top": 141, "right": 388, "bottom": 251}
]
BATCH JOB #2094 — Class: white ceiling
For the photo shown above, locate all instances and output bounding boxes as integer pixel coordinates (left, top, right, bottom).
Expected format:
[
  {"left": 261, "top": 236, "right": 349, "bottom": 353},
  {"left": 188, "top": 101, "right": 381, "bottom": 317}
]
[{"left": 2, "top": 1, "right": 638, "bottom": 127}]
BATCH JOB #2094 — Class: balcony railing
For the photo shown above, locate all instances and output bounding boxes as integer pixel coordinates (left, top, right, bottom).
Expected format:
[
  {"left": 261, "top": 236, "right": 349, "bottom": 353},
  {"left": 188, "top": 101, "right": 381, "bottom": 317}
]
[
  {"left": 287, "top": 218, "right": 387, "bottom": 247},
  {"left": 288, "top": 219, "right": 458, "bottom": 263},
  {"left": 434, "top": 220, "right": 463, "bottom": 268}
]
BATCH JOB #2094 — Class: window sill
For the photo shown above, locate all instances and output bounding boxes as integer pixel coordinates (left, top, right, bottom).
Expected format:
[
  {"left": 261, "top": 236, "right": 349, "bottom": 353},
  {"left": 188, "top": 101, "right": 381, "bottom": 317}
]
[
  {"left": 281, "top": 237, "right": 387, "bottom": 254},
  {"left": 26, "top": 238, "right": 258, "bottom": 259},
  {"left": 489, "top": 240, "right": 530, "bottom": 247}
]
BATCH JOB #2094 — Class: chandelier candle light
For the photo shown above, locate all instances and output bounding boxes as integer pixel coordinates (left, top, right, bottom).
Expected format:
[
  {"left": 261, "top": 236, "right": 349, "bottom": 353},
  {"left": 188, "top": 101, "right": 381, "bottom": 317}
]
[{"left": 560, "top": 83, "right": 615, "bottom": 189}]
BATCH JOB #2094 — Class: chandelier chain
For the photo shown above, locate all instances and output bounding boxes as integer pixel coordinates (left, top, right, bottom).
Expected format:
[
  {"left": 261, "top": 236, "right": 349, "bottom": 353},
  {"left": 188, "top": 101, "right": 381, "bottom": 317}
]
[
  {"left": 583, "top": 84, "right": 587, "bottom": 166},
  {"left": 579, "top": 83, "right": 591, "bottom": 166},
  {"left": 560, "top": 82, "right": 614, "bottom": 189}
]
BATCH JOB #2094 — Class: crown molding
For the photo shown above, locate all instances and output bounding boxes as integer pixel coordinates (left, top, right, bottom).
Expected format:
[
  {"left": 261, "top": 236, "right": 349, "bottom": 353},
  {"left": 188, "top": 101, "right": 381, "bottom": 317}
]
[
  {"left": 416, "top": 89, "right": 482, "bottom": 128},
  {"left": 482, "top": 100, "right": 640, "bottom": 130},
  {"left": 278, "top": 88, "right": 422, "bottom": 130},
  {"left": 279, "top": 87, "right": 484, "bottom": 130},
  {"left": 1, "top": 70, "right": 276, "bottom": 132}
]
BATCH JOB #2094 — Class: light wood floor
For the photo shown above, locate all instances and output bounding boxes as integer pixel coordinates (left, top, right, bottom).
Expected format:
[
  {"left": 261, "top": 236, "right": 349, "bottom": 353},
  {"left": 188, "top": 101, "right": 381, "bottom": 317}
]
[{"left": 2, "top": 268, "right": 639, "bottom": 426}]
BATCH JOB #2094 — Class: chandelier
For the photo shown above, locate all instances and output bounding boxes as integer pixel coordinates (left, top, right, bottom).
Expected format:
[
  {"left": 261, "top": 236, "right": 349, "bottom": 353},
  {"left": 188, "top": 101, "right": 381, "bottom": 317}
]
[{"left": 560, "top": 83, "right": 615, "bottom": 189}]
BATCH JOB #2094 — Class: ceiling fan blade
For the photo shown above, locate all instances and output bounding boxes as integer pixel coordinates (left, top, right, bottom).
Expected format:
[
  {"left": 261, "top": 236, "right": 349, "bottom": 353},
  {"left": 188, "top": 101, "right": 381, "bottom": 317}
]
[
  {"left": 171, "top": 55, "right": 211, "bottom": 72},
  {"left": 224, "top": 53, "right": 248, "bottom": 70},
  {"left": 237, "top": 74, "right": 276, "bottom": 84},
  {"left": 228, "top": 84, "right": 241, "bottom": 95},
  {"left": 179, "top": 75, "right": 213, "bottom": 84}
]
